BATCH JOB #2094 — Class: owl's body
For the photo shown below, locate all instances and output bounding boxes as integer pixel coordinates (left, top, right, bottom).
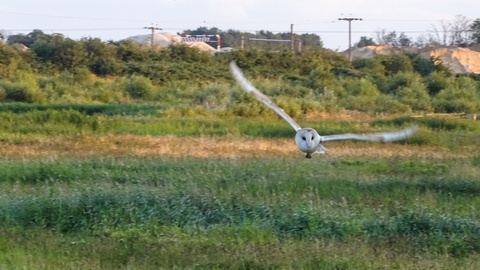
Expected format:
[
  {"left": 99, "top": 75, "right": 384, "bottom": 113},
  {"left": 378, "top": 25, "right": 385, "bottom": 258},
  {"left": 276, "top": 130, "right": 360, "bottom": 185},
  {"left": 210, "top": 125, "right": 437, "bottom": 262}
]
[{"left": 295, "top": 128, "right": 323, "bottom": 158}]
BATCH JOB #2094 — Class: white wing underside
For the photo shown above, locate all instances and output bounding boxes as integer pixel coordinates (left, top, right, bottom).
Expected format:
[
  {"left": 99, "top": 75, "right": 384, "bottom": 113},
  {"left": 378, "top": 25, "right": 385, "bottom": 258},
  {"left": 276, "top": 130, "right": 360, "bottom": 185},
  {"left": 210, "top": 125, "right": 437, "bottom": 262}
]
[
  {"left": 321, "top": 125, "right": 420, "bottom": 142},
  {"left": 229, "top": 61, "right": 302, "bottom": 132}
]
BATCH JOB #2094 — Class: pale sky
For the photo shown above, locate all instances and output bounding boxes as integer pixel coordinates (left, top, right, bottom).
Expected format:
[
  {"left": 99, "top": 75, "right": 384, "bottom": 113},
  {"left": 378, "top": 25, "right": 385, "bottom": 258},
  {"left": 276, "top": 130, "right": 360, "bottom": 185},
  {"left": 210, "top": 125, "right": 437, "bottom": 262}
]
[{"left": 1, "top": 0, "right": 479, "bottom": 50}]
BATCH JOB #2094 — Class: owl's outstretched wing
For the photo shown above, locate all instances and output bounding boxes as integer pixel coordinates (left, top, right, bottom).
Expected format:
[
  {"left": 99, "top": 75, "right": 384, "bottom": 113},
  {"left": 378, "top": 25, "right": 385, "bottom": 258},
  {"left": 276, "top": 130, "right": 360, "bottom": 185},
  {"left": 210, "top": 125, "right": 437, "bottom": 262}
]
[
  {"left": 321, "top": 125, "right": 419, "bottom": 142},
  {"left": 229, "top": 61, "right": 302, "bottom": 132}
]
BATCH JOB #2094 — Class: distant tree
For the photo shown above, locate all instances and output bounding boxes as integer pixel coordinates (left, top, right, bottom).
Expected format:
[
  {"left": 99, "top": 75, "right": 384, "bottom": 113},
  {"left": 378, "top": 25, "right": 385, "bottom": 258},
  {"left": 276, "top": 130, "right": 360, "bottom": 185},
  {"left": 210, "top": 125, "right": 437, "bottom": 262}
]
[
  {"left": 30, "top": 36, "right": 87, "bottom": 72},
  {"left": 7, "top": 29, "right": 52, "bottom": 47},
  {"left": 397, "top": 33, "right": 413, "bottom": 47},
  {"left": 470, "top": 18, "right": 480, "bottom": 44},
  {"left": 405, "top": 53, "right": 452, "bottom": 77},
  {"left": 179, "top": 26, "right": 322, "bottom": 50},
  {"left": 433, "top": 76, "right": 480, "bottom": 113},
  {"left": 82, "top": 37, "right": 123, "bottom": 76},
  {"left": 379, "top": 54, "right": 414, "bottom": 76},
  {"left": 430, "top": 15, "right": 472, "bottom": 47},
  {"left": 297, "top": 33, "right": 323, "bottom": 47},
  {"left": 413, "top": 34, "right": 436, "bottom": 47},
  {"left": 396, "top": 80, "right": 432, "bottom": 112},
  {"left": 424, "top": 71, "right": 451, "bottom": 96},
  {"left": 374, "top": 29, "right": 413, "bottom": 47},
  {"left": 0, "top": 30, "right": 11, "bottom": 42},
  {"left": 0, "top": 42, "right": 21, "bottom": 78},
  {"left": 356, "top": 36, "right": 376, "bottom": 47}
]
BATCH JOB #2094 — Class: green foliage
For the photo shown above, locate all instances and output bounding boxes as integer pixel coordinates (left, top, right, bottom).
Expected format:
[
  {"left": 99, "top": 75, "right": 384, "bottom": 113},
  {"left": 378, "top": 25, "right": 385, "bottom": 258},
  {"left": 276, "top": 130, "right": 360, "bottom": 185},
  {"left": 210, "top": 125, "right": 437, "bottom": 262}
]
[
  {"left": 124, "top": 75, "right": 155, "bottom": 100},
  {"left": 0, "top": 72, "right": 46, "bottom": 103},
  {"left": 374, "top": 94, "right": 412, "bottom": 114},
  {"left": 31, "top": 36, "right": 87, "bottom": 73},
  {"left": 344, "top": 78, "right": 380, "bottom": 97},
  {"left": 405, "top": 53, "right": 451, "bottom": 76},
  {"left": 424, "top": 71, "right": 451, "bottom": 95},
  {"left": 7, "top": 29, "right": 52, "bottom": 47},
  {"left": 352, "top": 57, "right": 386, "bottom": 76},
  {"left": 470, "top": 19, "right": 480, "bottom": 44},
  {"left": 378, "top": 54, "right": 414, "bottom": 75},
  {"left": 1, "top": 156, "right": 480, "bottom": 264},
  {"left": 0, "top": 42, "right": 21, "bottom": 79},
  {"left": 433, "top": 76, "right": 480, "bottom": 113},
  {"left": 0, "top": 29, "right": 476, "bottom": 115},
  {"left": 386, "top": 71, "right": 421, "bottom": 94},
  {"left": 340, "top": 79, "right": 381, "bottom": 113},
  {"left": 192, "top": 84, "right": 230, "bottom": 109},
  {"left": 82, "top": 37, "right": 124, "bottom": 76},
  {"left": 372, "top": 116, "right": 480, "bottom": 132},
  {"left": 396, "top": 80, "right": 432, "bottom": 112}
]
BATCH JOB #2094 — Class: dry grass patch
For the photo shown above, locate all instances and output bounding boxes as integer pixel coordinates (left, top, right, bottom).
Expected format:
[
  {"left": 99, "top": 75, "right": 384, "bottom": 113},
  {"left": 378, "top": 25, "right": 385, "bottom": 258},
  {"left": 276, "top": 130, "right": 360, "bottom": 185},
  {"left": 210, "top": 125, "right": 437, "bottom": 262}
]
[{"left": 0, "top": 134, "right": 474, "bottom": 160}]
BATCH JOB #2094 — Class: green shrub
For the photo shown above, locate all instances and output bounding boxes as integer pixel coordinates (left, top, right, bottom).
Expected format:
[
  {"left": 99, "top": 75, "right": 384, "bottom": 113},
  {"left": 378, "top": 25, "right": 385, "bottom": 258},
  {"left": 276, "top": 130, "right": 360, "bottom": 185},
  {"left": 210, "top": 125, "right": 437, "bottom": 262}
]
[
  {"left": 344, "top": 78, "right": 381, "bottom": 97},
  {"left": 73, "top": 67, "right": 94, "bottom": 85},
  {"left": 374, "top": 94, "right": 412, "bottom": 114},
  {"left": 2, "top": 82, "right": 46, "bottom": 103},
  {"left": 387, "top": 71, "right": 422, "bottom": 95},
  {"left": 433, "top": 98, "right": 479, "bottom": 113},
  {"left": 379, "top": 54, "right": 414, "bottom": 75},
  {"left": 424, "top": 71, "right": 450, "bottom": 96},
  {"left": 341, "top": 95, "right": 378, "bottom": 113},
  {"left": 396, "top": 80, "right": 432, "bottom": 112},
  {"left": 192, "top": 84, "right": 230, "bottom": 109},
  {"left": 0, "top": 84, "right": 6, "bottom": 101},
  {"left": 124, "top": 75, "right": 155, "bottom": 100},
  {"left": 352, "top": 57, "right": 386, "bottom": 76},
  {"left": 433, "top": 77, "right": 480, "bottom": 113},
  {"left": 274, "top": 97, "right": 302, "bottom": 118}
]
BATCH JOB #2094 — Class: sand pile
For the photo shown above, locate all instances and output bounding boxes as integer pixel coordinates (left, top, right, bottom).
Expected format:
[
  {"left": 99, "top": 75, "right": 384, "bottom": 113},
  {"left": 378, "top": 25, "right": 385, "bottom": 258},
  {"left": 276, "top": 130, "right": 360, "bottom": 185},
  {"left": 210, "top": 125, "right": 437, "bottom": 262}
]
[
  {"left": 348, "top": 45, "right": 480, "bottom": 74},
  {"left": 124, "top": 32, "right": 217, "bottom": 53}
]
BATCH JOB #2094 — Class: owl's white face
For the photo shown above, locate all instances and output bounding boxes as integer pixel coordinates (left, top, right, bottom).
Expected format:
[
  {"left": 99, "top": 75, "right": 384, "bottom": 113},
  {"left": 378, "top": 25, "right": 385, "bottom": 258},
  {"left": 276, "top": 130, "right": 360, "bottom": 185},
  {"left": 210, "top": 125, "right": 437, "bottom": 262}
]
[{"left": 294, "top": 128, "right": 322, "bottom": 155}]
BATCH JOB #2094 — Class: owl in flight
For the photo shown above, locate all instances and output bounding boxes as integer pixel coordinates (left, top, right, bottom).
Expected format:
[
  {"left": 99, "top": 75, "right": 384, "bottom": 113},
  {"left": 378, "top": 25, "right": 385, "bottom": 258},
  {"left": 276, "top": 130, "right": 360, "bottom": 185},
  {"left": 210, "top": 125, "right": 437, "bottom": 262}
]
[{"left": 229, "top": 61, "right": 419, "bottom": 158}]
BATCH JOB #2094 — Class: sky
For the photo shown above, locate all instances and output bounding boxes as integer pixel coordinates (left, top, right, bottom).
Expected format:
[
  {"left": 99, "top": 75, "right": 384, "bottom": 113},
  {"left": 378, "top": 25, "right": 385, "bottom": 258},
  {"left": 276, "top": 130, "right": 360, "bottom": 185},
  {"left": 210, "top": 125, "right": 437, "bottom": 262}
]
[{"left": 1, "top": 0, "right": 479, "bottom": 50}]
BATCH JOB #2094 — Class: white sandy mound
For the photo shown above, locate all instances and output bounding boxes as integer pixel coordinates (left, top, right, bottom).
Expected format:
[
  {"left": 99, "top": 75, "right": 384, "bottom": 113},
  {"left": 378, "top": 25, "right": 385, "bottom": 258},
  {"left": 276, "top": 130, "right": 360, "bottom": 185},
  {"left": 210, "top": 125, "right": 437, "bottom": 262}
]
[
  {"left": 348, "top": 45, "right": 480, "bottom": 74},
  {"left": 124, "top": 32, "right": 217, "bottom": 53}
]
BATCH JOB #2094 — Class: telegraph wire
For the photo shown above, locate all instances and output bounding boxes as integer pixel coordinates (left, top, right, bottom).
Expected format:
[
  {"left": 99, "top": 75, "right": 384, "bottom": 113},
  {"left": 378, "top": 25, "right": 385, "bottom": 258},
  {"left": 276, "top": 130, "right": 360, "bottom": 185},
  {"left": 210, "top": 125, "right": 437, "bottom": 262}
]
[
  {"left": 0, "top": 10, "right": 468, "bottom": 25},
  {"left": 3, "top": 28, "right": 472, "bottom": 34}
]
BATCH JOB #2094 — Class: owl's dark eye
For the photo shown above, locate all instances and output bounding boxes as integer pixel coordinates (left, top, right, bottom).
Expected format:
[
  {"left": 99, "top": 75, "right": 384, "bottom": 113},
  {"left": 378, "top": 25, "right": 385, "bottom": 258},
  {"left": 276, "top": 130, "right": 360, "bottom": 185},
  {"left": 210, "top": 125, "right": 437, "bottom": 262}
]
[
  {"left": 302, "top": 137, "right": 306, "bottom": 141},
  {"left": 311, "top": 136, "right": 314, "bottom": 140}
]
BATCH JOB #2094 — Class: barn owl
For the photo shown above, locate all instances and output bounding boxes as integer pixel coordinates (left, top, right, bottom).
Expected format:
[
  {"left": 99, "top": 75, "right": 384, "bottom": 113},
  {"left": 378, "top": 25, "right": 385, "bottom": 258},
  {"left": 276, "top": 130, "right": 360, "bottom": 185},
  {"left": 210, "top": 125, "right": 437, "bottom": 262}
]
[{"left": 229, "top": 61, "right": 419, "bottom": 158}]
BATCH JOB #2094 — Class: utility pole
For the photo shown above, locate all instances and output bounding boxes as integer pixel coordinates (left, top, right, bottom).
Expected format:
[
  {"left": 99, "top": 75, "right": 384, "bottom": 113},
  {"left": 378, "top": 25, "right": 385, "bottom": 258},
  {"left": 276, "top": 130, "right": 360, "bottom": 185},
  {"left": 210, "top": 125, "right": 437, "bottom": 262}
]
[
  {"left": 144, "top": 26, "right": 162, "bottom": 47},
  {"left": 338, "top": 17, "right": 362, "bottom": 61},
  {"left": 290, "top": 24, "right": 294, "bottom": 50}
]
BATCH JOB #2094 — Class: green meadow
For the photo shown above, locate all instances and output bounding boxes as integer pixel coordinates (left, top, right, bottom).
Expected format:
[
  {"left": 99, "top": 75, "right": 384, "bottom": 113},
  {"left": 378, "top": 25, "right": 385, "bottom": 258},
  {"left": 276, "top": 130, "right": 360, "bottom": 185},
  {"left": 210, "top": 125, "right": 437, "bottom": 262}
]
[
  {"left": 0, "top": 105, "right": 479, "bottom": 269},
  {"left": 1, "top": 33, "right": 480, "bottom": 268}
]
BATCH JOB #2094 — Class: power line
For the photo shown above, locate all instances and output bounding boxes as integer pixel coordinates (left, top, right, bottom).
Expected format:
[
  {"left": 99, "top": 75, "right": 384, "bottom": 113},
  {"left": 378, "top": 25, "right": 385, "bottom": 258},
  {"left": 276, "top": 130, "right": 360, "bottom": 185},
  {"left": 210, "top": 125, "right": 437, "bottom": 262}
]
[
  {"left": 0, "top": 10, "right": 469, "bottom": 25},
  {"left": 3, "top": 27, "right": 473, "bottom": 35},
  {"left": 4, "top": 28, "right": 142, "bottom": 32},
  {"left": 0, "top": 10, "right": 155, "bottom": 23}
]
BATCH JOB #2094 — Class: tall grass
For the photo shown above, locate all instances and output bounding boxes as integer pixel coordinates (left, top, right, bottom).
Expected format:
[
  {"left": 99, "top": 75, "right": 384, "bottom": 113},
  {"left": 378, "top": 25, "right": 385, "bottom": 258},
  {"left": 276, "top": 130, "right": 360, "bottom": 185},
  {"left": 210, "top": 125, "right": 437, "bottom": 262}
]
[
  {"left": 0, "top": 110, "right": 478, "bottom": 268},
  {"left": 0, "top": 107, "right": 477, "bottom": 150},
  {"left": 1, "top": 156, "right": 480, "bottom": 269}
]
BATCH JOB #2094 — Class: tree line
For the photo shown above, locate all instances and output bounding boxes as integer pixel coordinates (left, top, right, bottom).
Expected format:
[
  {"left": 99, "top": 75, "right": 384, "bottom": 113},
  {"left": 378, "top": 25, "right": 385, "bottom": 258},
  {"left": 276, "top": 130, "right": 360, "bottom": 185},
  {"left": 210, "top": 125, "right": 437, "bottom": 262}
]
[
  {"left": 358, "top": 15, "right": 480, "bottom": 48},
  {"left": 0, "top": 29, "right": 478, "bottom": 115}
]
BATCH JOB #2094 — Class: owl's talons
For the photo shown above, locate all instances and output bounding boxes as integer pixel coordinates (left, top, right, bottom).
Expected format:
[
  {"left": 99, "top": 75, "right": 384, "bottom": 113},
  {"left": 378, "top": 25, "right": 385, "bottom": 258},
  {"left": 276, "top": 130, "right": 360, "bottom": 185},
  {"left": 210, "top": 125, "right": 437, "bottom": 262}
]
[{"left": 305, "top": 153, "right": 312, "bottom": 159}]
